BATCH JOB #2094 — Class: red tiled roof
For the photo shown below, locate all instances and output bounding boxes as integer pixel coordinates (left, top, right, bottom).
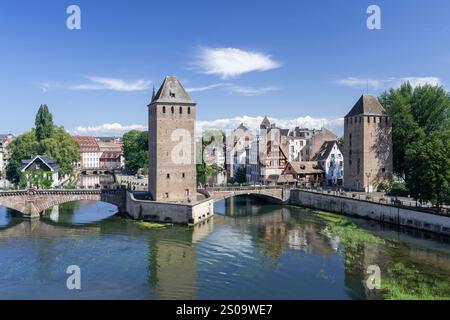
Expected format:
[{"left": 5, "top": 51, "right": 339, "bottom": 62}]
[{"left": 73, "top": 136, "right": 100, "bottom": 152}]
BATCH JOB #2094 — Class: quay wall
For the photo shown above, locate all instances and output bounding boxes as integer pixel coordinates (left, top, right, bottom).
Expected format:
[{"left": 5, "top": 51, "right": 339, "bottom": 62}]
[
  {"left": 126, "top": 191, "right": 213, "bottom": 225},
  {"left": 290, "top": 190, "right": 450, "bottom": 236}
]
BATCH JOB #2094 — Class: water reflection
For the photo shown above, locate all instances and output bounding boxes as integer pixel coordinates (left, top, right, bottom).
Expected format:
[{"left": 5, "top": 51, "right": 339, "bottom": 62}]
[
  {"left": 0, "top": 207, "right": 13, "bottom": 228},
  {"left": 42, "top": 201, "right": 118, "bottom": 225},
  {"left": 76, "top": 174, "right": 115, "bottom": 189},
  {"left": 0, "top": 196, "right": 449, "bottom": 299}
]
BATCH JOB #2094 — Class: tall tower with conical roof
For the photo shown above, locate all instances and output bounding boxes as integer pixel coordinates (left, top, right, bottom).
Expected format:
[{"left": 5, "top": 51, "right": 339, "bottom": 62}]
[
  {"left": 343, "top": 94, "right": 393, "bottom": 192},
  {"left": 148, "top": 76, "right": 197, "bottom": 202}
]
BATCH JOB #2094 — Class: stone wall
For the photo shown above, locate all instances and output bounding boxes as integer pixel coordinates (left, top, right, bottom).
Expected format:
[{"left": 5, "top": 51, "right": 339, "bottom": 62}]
[
  {"left": 126, "top": 191, "right": 213, "bottom": 225},
  {"left": 290, "top": 190, "right": 450, "bottom": 236}
]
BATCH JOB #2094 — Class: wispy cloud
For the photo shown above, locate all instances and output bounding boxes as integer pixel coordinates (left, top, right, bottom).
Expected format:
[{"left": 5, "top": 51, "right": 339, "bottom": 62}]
[
  {"left": 186, "top": 82, "right": 279, "bottom": 96},
  {"left": 71, "top": 77, "right": 151, "bottom": 92},
  {"left": 195, "top": 47, "right": 281, "bottom": 79},
  {"left": 186, "top": 83, "right": 226, "bottom": 92},
  {"left": 229, "top": 85, "right": 279, "bottom": 96},
  {"left": 336, "top": 76, "right": 442, "bottom": 90},
  {"left": 73, "top": 123, "right": 146, "bottom": 136}
]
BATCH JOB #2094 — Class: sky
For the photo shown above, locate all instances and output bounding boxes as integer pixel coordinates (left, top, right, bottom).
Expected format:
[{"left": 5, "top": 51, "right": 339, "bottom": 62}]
[{"left": 1, "top": 0, "right": 450, "bottom": 137}]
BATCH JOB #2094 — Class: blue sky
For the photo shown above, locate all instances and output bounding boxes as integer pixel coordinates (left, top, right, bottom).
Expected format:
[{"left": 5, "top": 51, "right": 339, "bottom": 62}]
[{"left": 1, "top": 0, "right": 450, "bottom": 136}]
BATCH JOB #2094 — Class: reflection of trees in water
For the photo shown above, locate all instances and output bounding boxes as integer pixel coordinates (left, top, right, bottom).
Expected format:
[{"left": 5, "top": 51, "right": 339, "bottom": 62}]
[{"left": 222, "top": 196, "right": 338, "bottom": 263}]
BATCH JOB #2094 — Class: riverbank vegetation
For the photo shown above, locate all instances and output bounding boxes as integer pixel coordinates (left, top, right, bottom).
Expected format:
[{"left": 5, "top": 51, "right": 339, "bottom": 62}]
[
  {"left": 382, "top": 262, "right": 450, "bottom": 300},
  {"left": 315, "top": 211, "right": 384, "bottom": 249},
  {"left": 135, "top": 220, "right": 171, "bottom": 229}
]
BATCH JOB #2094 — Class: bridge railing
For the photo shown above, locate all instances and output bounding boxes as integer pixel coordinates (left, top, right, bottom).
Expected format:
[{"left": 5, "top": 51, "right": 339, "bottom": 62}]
[{"left": 205, "top": 186, "right": 283, "bottom": 192}]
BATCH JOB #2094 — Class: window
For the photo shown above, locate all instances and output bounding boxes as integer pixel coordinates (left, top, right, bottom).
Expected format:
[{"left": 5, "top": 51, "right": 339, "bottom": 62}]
[
  {"left": 367, "top": 117, "right": 370, "bottom": 123},
  {"left": 171, "top": 106, "right": 174, "bottom": 114},
  {"left": 188, "top": 107, "right": 191, "bottom": 114},
  {"left": 163, "top": 106, "right": 166, "bottom": 113},
  {"left": 185, "top": 189, "right": 190, "bottom": 196},
  {"left": 382, "top": 168, "right": 386, "bottom": 173},
  {"left": 166, "top": 173, "right": 170, "bottom": 179},
  {"left": 179, "top": 106, "right": 182, "bottom": 114},
  {"left": 182, "top": 173, "right": 185, "bottom": 178},
  {"left": 165, "top": 192, "right": 169, "bottom": 198}
]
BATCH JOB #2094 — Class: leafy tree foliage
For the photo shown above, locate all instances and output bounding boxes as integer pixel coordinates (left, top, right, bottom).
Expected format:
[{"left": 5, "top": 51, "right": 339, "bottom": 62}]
[
  {"left": 6, "top": 107, "right": 80, "bottom": 184},
  {"left": 234, "top": 166, "right": 247, "bottom": 184},
  {"left": 379, "top": 82, "right": 450, "bottom": 207},
  {"left": 35, "top": 104, "right": 54, "bottom": 141},
  {"left": 123, "top": 130, "right": 148, "bottom": 175}
]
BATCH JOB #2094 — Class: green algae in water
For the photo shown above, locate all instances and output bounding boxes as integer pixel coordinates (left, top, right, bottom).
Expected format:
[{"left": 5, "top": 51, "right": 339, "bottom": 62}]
[
  {"left": 314, "top": 210, "right": 385, "bottom": 248},
  {"left": 382, "top": 262, "right": 450, "bottom": 300},
  {"left": 135, "top": 221, "right": 172, "bottom": 229}
]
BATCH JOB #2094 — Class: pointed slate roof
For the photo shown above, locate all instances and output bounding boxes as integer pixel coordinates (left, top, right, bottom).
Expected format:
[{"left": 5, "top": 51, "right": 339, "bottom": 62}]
[
  {"left": 312, "top": 140, "right": 342, "bottom": 161},
  {"left": 260, "top": 116, "right": 271, "bottom": 129},
  {"left": 150, "top": 76, "right": 195, "bottom": 104},
  {"left": 345, "top": 94, "right": 387, "bottom": 118}
]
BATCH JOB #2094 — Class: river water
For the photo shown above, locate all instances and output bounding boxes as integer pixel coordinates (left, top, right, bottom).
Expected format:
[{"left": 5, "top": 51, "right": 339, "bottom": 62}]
[{"left": 0, "top": 196, "right": 449, "bottom": 300}]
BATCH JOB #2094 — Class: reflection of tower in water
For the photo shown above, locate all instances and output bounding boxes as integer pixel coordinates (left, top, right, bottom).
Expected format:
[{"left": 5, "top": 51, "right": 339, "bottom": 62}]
[{"left": 148, "top": 218, "right": 214, "bottom": 299}]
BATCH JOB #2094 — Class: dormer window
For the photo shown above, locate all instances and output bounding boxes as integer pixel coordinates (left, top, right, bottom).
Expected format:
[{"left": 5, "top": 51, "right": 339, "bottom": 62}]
[{"left": 169, "top": 90, "right": 176, "bottom": 98}]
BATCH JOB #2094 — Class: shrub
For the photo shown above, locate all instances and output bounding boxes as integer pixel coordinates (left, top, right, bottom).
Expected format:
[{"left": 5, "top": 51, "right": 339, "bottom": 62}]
[
  {"left": 366, "top": 195, "right": 372, "bottom": 200},
  {"left": 352, "top": 193, "right": 357, "bottom": 198},
  {"left": 388, "top": 182, "right": 409, "bottom": 197}
]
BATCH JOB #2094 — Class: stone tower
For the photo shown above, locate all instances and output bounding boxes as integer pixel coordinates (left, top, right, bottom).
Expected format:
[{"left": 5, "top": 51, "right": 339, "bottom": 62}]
[
  {"left": 148, "top": 76, "right": 197, "bottom": 202},
  {"left": 344, "top": 94, "right": 393, "bottom": 192}
]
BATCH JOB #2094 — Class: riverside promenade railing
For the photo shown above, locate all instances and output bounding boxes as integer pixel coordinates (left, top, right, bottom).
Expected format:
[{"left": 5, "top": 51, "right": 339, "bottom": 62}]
[{"left": 296, "top": 187, "right": 449, "bottom": 216}]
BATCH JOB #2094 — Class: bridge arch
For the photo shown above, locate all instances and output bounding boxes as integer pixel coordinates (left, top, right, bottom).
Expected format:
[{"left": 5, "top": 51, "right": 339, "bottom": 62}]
[{"left": 0, "top": 189, "right": 126, "bottom": 218}]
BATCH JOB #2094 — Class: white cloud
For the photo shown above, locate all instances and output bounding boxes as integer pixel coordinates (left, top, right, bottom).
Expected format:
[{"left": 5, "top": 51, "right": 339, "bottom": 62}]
[
  {"left": 336, "top": 76, "right": 442, "bottom": 90},
  {"left": 186, "top": 83, "right": 226, "bottom": 92},
  {"left": 73, "top": 123, "right": 146, "bottom": 136},
  {"left": 71, "top": 77, "right": 151, "bottom": 92},
  {"left": 197, "top": 115, "right": 344, "bottom": 136},
  {"left": 229, "top": 85, "right": 279, "bottom": 96},
  {"left": 397, "top": 77, "right": 441, "bottom": 88},
  {"left": 196, "top": 47, "right": 281, "bottom": 79},
  {"left": 72, "top": 116, "right": 344, "bottom": 138}
]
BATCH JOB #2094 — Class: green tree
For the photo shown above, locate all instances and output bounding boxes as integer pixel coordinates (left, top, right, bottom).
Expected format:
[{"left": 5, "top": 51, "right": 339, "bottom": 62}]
[
  {"left": 35, "top": 104, "right": 54, "bottom": 141},
  {"left": 405, "top": 130, "right": 450, "bottom": 209},
  {"left": 123, "top": 130, "right": 148, "bottom": 175},
  {"left": 337, "top": 136, "right": 344, "bottom": 150},
  {"left": 7, "top": 107, "right": 80, "bottom": 184},
  {"left": 234, "top": 166, "right": 247, "bottom": 184}
]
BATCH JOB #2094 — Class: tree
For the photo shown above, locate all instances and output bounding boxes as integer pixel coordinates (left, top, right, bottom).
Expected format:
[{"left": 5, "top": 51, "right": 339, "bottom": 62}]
[
  {"left": 35, "top": 104, "right": 54, "bottom": 141},
  {"left": 405, "top": 130, "right": 450, "bottom": 209},
  {"left": 234, "top": 166, "right": 247, "bottom": 184},
  {"left": 7, "top": 107, "right": 80, "bottom": 184},
  {"left": 123, "top": 130, "right": 148, "bottom": 175},
  {"left": 337, "top": 136, "right": 344, "bottom": 150}
]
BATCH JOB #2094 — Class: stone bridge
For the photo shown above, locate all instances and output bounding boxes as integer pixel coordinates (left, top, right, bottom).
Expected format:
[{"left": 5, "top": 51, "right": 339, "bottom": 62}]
[
  {"left": 0, "top": 188, "right": 126, "bottom": 218},
  {"left": 200, "top": 186, "right": 290, "bottom": 203}
]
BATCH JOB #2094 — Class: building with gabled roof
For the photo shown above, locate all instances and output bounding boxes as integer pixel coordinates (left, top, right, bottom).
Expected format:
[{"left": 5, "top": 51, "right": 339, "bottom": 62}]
[
  {"left": 344, "top": 94, "right": 393, "bottom": 192},
  {"left": 73, "top": 135, "right": 102, "bottom": 169},
  {"left": 19, "top": 155, "right": 60, "bottom": 188},
  {"left": 313, "top": 140, "right": 344, "bottom": 186}
]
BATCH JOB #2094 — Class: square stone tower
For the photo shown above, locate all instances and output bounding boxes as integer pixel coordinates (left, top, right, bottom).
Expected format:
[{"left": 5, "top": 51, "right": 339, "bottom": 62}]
[
  {"left": 148, "top": 76, "right": 197, "bottom": 202},
  {"left": 344, "top": 94, "right": 393, "bottom": 192}
]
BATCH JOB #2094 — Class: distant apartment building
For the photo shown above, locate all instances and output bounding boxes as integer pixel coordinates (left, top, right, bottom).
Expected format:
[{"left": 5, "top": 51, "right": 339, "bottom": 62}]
[
  {"left": 287, "top": 127, "right": 316, "bottom": 161},
  {"left": 225, "top": 123, "right": 253, "bottom": 182},
  {"left": 0, "top": 134, "right": 14, "bottom": 179},
  {"left": 73, "top": 136, "right": 102, "bottom": 169},
  {"left": 313, "top": 140, "right": 344, "bottom": 186},
  {"left": 344, "top": 94, "right": 393, "bottom": 192}
]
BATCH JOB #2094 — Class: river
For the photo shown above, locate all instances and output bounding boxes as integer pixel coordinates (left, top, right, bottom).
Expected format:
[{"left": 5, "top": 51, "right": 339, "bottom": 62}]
[{"left": 0, "top": 195, "right": 449, "bottom": 300}]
